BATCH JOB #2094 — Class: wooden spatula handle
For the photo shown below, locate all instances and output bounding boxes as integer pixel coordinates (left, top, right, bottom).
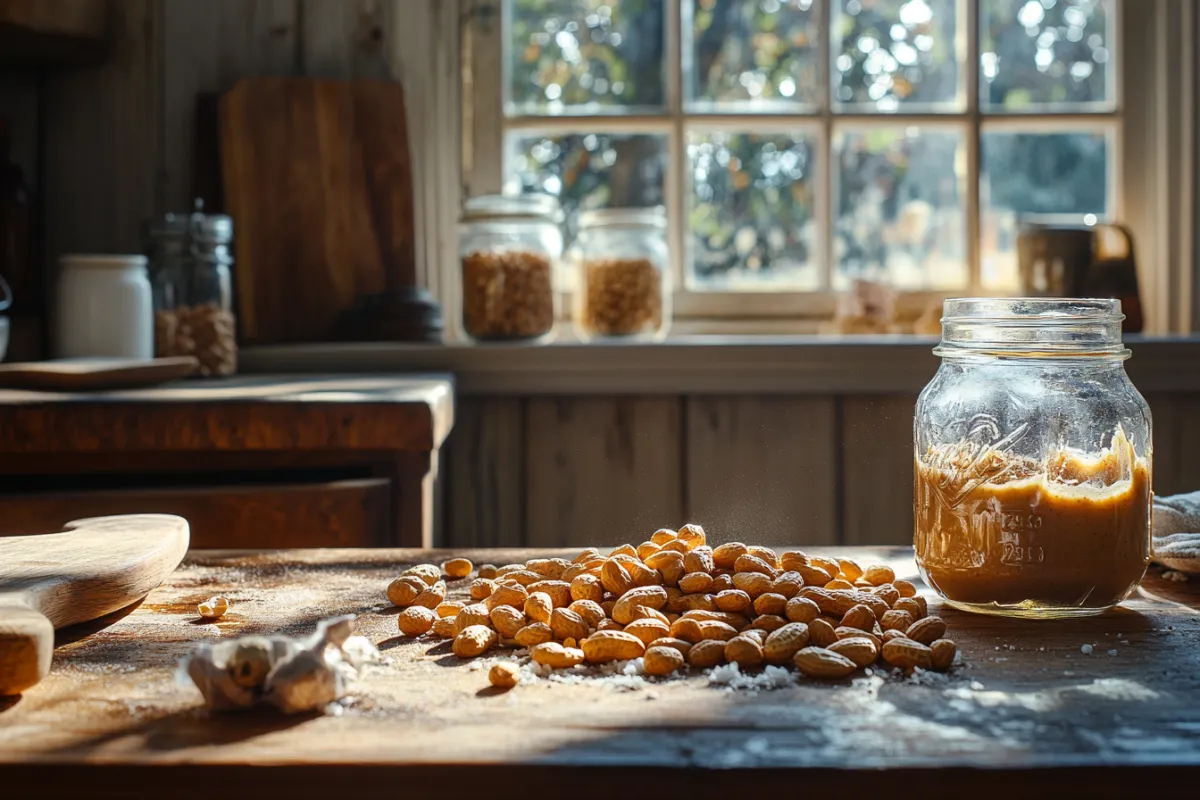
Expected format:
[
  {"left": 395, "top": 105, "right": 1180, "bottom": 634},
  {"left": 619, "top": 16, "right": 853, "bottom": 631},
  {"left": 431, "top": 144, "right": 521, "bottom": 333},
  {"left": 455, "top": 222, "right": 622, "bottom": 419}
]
[{"left": 0, "top": 603, "right": 53, "bottom": 696}]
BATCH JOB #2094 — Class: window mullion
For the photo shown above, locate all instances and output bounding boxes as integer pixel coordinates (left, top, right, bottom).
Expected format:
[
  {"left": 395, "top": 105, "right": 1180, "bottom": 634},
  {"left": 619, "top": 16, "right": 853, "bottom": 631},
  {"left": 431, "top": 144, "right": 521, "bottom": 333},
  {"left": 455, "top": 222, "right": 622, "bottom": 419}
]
[
  {"left": 669, "top": 0, "right": 686, "bottom": 298},
  {"left": 819, "top": 0, "right": 834, "bottom": 292},
  {"left": 966, "top": 0, "right": 981, "bottom": 295}
]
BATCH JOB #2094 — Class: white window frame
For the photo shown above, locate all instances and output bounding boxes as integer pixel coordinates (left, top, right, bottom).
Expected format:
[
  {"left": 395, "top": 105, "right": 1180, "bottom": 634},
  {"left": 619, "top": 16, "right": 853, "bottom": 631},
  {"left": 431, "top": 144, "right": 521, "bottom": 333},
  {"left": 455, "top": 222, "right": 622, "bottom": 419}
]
[{"left": 445, "top": 0, "right": 1194, "bottom": 334}]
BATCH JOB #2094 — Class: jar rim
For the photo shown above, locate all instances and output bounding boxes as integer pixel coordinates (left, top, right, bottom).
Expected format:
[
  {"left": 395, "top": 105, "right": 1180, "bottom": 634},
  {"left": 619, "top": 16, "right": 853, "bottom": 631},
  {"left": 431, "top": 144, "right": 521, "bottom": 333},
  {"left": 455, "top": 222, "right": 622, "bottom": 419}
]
[
  {"left": 462, "top": 193, "right": 561, "bottom": 222},
  {"left": 935, "top": 297, "right": 1129, "bottom": 360},
  {"left": 941, "top": 297, "right": 1123, "bottom": 323},
  {"left": 577, "top": 206, "right": 666, "bottom": 230}
]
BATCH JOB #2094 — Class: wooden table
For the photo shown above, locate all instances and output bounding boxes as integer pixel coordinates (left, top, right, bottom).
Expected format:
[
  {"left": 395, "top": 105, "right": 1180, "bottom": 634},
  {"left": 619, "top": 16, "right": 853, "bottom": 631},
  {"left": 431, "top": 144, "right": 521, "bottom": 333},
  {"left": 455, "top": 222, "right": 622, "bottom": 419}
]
[
  {"left": 0, "top": 376, "right": 453, "bottom": 548},
  {"left": 2, "top": 547, "right": 1197, "bottom": 798}
]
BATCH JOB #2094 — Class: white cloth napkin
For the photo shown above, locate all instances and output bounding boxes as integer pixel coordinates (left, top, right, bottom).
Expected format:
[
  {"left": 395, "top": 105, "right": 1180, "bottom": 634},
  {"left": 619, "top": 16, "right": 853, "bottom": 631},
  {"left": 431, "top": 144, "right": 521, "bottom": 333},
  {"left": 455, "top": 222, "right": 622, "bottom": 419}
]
[{"left": 1154, "top": 492, "right": 1200, "bottom": 573}]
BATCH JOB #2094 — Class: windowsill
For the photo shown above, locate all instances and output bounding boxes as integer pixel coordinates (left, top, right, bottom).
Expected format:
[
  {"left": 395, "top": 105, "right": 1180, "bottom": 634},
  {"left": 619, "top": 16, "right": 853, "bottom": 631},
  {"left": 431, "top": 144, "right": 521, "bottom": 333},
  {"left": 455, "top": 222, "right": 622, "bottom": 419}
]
[{"left": 239, "top": 335, "right": 1200, "bottom": 395}]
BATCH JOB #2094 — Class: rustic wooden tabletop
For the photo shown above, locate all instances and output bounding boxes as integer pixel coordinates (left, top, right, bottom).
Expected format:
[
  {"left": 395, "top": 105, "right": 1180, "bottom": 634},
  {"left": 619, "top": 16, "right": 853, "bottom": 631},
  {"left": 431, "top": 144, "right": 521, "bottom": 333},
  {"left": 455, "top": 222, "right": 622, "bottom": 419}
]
[{"left": 2, "top": 547, "right": 1198, "bottom": 798}]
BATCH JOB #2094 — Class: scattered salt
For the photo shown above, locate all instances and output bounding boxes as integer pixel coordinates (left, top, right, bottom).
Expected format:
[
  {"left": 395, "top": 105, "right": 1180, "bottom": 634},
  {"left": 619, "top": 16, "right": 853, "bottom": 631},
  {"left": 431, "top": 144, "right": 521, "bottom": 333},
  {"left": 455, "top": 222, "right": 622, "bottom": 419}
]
[
  {"left": 907, "top": 667, "right": 949, "bottom": 686},
  {"left": 516, "top": 657, "right": 650, "bottom": 690},
  {"left": 1163, "top": 570, "right": 1188, "bottom": 582},
  {"left": 1080, "top": 644, "right": 1094, "bottom": 655},
  {"left": 707, "top": 663, "right": 795, "bottom": 691}
]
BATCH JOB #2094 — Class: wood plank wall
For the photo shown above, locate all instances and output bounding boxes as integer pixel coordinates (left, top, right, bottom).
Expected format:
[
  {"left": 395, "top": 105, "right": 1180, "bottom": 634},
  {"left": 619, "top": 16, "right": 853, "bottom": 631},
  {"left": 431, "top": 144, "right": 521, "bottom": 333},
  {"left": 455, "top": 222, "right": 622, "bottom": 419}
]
[
  {"left": 3, "top": 0, "right": 450, "bottom": 353},
  {"left": 441, "top": 392, "right": 1200, "bottom": 549}
]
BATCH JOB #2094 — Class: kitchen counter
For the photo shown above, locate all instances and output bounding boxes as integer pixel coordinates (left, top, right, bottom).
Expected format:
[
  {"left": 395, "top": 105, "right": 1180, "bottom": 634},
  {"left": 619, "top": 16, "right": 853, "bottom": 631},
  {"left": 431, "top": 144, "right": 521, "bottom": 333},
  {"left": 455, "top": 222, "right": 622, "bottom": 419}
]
[
  {"left": 2, "top": 547, "right": 1198, "bottom": 797},
  {"left": 0, "top": 375, "right": 454, "bottom": 548}
]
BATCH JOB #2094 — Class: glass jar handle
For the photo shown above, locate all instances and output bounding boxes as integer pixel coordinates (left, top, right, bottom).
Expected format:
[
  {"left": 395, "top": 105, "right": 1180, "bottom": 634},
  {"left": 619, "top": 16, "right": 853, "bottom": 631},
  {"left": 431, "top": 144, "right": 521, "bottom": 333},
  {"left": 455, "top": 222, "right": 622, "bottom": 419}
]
[{"left": 0, "top": 273, "right": 11, "bottom": 312}]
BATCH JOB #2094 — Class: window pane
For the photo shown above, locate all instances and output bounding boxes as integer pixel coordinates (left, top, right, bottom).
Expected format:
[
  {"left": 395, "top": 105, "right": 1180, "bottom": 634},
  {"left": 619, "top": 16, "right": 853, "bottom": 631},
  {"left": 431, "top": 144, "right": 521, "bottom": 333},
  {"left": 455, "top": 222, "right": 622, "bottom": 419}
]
[
  {"left": 505, "top": 131, "right": 667, "bottom": 227},
  {"left": 687, "top": 130, "right": 819, "bottom": 291},
  {"left": 685, "top": 0, "right": 822, "bottom": 111},
  {"left": 980, "top": 129, "right": 1109, "bottom": 289},
  {"left": 980, "top": 0, "right": 1112, "bottom": 111},
  {"left": 831, "top": 0, "right": 963, "bottom": 112},
  {"left": 507, "top": 0, "right": 666, "bottom": 114},
  {"left": 834, "top": 126, "right": 966, "bottom": 290}
]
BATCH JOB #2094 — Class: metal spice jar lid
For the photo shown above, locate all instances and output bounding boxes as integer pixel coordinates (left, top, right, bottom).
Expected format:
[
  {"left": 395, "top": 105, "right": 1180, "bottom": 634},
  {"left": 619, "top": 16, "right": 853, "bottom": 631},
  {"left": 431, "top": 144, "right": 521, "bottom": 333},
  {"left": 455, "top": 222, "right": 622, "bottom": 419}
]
[{"left": 461, "top": 193, "right": 562, "bottom": 223}]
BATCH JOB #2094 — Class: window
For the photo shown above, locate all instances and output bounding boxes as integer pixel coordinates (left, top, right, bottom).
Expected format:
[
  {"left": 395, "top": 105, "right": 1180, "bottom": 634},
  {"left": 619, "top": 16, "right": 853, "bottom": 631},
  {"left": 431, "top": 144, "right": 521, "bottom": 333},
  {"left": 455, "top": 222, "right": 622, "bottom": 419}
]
[{"left": 465, "top": 0, "right": 1125, "bottom": 319}]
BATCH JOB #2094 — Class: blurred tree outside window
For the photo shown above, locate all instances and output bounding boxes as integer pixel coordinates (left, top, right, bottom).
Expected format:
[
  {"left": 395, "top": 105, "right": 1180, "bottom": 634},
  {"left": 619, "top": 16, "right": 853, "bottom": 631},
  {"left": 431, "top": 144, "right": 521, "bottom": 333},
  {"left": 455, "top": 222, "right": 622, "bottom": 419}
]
[{"left": 498, "top": 0, "right": 1117, "bottom": 298}]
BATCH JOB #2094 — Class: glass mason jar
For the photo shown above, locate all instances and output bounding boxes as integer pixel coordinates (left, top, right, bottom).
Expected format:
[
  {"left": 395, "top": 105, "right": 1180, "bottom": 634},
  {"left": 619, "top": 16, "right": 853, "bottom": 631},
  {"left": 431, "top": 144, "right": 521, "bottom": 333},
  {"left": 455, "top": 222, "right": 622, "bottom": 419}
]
[
  {"left": 145, "top": 200, "right": 237, "bottom": 376},
  {"left": 914, "top": 298, "right": 1152, "bottom": 618},
  {"left": 459, "top": 194, "right": 561, "bottom": 342},
  {"left": 574, "top": 207, "right": 670, "bottom": 341}
]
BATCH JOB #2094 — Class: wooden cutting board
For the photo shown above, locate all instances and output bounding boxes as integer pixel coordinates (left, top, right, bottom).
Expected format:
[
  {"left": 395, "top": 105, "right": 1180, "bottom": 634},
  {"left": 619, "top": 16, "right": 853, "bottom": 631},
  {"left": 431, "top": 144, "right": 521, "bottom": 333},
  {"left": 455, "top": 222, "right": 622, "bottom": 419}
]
[
  {"left": 220, "top": 77, "right": 417, "bottom": 345},
  {"left": 0, "top": 514, "right": 190, "bottom": 695},
  {"left": 0, "top": 356, "right": 198, "bottom": 391}
]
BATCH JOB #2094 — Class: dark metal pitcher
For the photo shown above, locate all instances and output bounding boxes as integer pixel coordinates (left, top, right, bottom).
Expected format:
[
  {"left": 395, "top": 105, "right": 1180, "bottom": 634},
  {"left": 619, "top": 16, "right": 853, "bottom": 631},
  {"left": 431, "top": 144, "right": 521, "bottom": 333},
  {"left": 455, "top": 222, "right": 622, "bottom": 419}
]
[{"left": 1016, "top": 221, "right": 1142, "bottom": 332}]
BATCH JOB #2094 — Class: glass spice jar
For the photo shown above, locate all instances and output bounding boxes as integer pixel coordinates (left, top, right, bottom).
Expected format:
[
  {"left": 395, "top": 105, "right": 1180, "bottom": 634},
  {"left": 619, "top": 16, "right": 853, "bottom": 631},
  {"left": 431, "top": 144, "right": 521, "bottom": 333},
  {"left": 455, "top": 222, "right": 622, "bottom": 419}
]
[
  {"left": 574, "top": 207, "right": 670, "bottom": 341},
  {"left": 459, "top": 194, "right": 561, "bottom": 342},
  {"left": 145, "top": 200, "right": 237, "bottom": 376},
  {"left": 914, "top": 298, "right": 1152, "bottom": 618}
]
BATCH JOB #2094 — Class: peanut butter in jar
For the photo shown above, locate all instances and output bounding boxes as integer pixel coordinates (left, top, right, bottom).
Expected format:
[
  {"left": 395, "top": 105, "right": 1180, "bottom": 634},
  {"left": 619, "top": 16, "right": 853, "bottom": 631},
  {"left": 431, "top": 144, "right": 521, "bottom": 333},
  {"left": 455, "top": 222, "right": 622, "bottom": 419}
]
[{"left": 915, "top": 429, "right": 1151, "bottom": 613}]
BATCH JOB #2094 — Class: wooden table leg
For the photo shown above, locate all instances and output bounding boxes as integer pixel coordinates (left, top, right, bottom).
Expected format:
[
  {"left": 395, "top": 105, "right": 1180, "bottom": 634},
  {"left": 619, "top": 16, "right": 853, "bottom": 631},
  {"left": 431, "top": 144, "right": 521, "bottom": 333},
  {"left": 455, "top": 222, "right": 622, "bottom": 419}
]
[{"left": 390, "top": 450, "right": 437, "bottom": 548}]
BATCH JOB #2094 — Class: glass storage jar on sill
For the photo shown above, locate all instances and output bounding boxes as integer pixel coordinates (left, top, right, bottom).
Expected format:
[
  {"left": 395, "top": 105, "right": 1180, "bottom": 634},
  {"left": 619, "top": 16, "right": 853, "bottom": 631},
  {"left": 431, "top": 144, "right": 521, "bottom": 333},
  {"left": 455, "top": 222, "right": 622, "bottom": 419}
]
[
  {"left": 914, "top": 298, "right": 1152, "bottom": 618},
  {"left": 459, "top": 194, "right": 561, "bottom": 343},
  {"left": 574, "top": 207, "right": 670, "bottom": 342},
  {"left": 145, "top": 200, "right": 237, "bottom": 376}
]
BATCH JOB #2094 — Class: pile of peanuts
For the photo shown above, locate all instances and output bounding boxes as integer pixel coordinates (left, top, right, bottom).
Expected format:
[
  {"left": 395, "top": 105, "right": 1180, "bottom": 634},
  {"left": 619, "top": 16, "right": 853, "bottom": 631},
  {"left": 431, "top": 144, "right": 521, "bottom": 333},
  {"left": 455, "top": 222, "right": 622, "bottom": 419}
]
[{"left": 386, "top": 524, "right": 958, "bottom": 688}]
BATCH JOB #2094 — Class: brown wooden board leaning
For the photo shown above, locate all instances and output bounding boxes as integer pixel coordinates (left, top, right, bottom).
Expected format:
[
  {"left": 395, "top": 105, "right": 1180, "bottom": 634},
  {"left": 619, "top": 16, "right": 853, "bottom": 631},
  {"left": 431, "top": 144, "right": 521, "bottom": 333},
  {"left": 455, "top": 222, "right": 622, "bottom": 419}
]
[{"left": 220, "top": 77, "right": 418, "bottom": 345}]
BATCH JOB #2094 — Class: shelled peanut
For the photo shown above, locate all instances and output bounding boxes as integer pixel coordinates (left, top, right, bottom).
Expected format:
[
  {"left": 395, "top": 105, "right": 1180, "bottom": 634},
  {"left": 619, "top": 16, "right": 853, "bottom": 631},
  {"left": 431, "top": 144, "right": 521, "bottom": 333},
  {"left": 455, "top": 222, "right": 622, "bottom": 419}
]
[{"left": 384, "top": 525, "right": 959, "bottom": 681}]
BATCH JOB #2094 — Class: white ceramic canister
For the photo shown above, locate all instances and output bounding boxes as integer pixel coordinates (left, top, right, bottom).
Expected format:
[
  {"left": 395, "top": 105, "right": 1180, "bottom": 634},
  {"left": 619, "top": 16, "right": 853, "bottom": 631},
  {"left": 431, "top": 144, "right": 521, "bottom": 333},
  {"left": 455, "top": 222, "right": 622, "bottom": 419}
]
[{"left": 56, "top": 254, "right": 153, "bottom": 359}]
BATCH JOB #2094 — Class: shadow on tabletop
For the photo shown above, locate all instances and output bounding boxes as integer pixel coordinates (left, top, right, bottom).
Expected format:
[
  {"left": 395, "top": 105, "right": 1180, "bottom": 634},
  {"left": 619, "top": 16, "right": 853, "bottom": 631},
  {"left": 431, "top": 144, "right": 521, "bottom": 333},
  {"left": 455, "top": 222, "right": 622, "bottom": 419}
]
[
  {"left": 53, "top": 598, "right": 146, "bottom": 648},
  {"left": 38, "top": 704, "right": 320, "bottom": 758},
  {"left": 1137, "top": 568, "right": 1200, "bottom": 607}
]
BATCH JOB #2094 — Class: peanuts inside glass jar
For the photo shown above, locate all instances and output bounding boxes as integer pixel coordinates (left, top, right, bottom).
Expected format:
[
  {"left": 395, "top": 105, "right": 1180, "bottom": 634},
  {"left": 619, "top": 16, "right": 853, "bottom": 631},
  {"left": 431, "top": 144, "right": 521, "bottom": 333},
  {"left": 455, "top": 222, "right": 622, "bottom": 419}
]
[
  {"left": 461, "top": 250, "right": 556, "bottom": 341},
  {"left": 578, "top": 257, "right": 663, "bottom": 338}
]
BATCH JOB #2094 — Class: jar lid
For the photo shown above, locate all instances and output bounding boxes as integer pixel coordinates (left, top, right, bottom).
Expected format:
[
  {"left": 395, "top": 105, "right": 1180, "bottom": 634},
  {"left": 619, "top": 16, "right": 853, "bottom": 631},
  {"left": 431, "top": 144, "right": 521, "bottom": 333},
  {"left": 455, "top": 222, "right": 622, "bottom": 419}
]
[
  {"left": 462, "top": 193, "right": 561, "bottom": 222},
  {"left": 143, "top": 199, "right": 233, "bottom": 243},
  {"left": 192, "top": 217, "right": 233, "bottom": 244},
  {"left": 577, "top": 206, "right": 666, "bottom": 231}
]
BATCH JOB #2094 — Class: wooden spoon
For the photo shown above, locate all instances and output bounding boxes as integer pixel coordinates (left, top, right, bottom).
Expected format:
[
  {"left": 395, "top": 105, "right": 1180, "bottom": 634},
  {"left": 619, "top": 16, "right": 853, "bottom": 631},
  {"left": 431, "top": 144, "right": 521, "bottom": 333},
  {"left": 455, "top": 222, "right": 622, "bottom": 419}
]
[{"left": 0, "top": 514, "right": 189, "bottom": 695}]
